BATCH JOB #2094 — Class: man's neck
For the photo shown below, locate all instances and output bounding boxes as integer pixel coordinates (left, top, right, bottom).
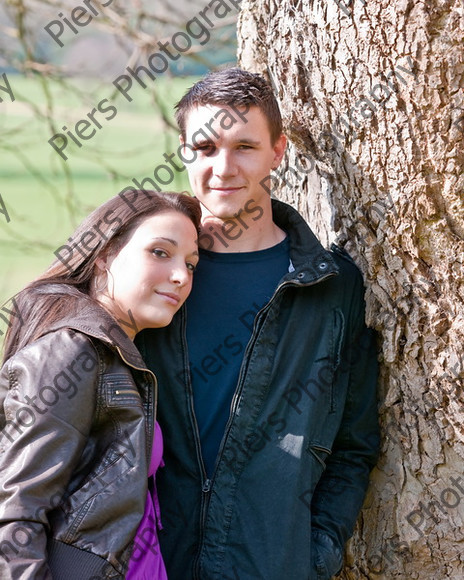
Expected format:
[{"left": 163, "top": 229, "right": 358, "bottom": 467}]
[{"left": 199, "top": 213, "right": 287, "bottom": 253}]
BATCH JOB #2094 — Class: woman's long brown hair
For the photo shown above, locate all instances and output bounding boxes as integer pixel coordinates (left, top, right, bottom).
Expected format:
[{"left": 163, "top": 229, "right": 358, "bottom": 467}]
[{"left": 2, "top": 190, "right": 201, "bottom": 362}]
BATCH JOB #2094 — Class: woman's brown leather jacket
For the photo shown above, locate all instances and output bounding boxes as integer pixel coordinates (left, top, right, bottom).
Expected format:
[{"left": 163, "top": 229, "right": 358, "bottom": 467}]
[{"left": 0, "top": 299, "right": 157, "bottom": 579}]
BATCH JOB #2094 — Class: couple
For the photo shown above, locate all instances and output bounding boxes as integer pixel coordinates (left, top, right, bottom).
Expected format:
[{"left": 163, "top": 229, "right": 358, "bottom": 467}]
[{"left": 0, "top": 69, "right": 379, "bottom": 580}]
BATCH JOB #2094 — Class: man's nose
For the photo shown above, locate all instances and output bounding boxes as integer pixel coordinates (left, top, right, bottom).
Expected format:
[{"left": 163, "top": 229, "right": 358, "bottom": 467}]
[{"left": 212, "top": 149, "right": 238, "bottom": 177}]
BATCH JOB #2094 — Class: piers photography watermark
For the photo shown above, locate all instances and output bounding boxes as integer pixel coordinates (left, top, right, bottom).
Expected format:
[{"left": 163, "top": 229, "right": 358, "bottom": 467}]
[
  {"left": 0, "top": 73, "right": 15, "bottom": 104},
  {"left": 46, "top": 0, "right": 243, "bottom": 161}
]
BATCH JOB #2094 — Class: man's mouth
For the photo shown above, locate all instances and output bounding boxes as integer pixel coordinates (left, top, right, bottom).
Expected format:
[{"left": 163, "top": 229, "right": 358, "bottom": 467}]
[{"left": 208, "top": 185, "right": 244, "bottom": 194}]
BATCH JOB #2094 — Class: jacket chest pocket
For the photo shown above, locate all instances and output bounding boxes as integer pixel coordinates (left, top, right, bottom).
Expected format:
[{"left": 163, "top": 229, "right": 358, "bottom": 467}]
[
  {"left": 103, "top": 374, "right": 142, "bottom": 407},
  {"left": 327, "top": 307, "right": 345, "bottom": 412},
  {"left": 292, "top": 308, "right": 345, "bottom": 416}
]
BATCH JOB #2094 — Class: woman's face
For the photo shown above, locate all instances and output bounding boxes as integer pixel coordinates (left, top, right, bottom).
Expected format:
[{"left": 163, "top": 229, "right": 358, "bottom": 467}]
[{"left": 95, "top": 211, "right": 199, "bottom": 339}]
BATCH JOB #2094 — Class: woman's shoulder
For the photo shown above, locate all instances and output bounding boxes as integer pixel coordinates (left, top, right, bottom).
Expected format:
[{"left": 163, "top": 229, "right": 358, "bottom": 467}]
[{"left": 3, "top": 328, "right": 100, "bottom": 374}]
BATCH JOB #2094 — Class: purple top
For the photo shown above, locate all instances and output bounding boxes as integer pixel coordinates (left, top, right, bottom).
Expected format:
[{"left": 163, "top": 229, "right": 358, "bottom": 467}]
[{"left": 126, "top": 422, "right": 168, "bottom": 579}]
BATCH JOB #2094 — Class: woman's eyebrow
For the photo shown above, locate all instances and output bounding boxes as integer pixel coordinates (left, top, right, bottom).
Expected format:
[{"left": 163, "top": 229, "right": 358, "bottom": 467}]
[
  {"left": 151, "top": 238, "right": 200, "bottom": 256},
  {"left": 150, "top": 237, "right": 177, "bottom": 246}
]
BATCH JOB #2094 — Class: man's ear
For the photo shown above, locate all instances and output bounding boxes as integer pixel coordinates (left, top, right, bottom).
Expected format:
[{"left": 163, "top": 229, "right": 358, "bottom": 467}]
[{"left": 272, "top": 134, "right": 287, "bottom": 169}]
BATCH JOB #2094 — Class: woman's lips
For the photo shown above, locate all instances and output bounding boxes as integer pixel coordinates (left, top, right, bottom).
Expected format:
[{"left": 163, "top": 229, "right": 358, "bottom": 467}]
[{"left": 156, "top": 291, "right": 180, "bottom": 305}]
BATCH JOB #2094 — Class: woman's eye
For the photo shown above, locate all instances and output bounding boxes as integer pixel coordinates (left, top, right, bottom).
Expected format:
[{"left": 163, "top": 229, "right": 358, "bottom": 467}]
[
  {"left": 153, "top": 249, "right": 168, "bottom": 258},
  {"left": 186, "top": 262, "right": 197, "bottom": 272}
]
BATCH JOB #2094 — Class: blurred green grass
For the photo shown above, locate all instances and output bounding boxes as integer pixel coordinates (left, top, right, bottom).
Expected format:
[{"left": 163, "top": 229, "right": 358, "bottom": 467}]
[{"left": 0, "top": 73, "right": 197, "bottom": 311}]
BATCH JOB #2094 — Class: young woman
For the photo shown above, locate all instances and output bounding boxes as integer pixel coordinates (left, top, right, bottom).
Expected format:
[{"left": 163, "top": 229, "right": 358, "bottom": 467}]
[{"left": 0, "top": 190, "right": 201, "bottom": 579}]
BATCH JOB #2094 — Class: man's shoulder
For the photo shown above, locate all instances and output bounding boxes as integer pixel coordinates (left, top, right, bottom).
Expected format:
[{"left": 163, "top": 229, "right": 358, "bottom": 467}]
[
  {"left": 270, "top": 200, "right": 365, "bottom": 285},
  {"left": 323, "top": 245, "right": 369, "bottom": 327},
  {"left": 329, "top": 244, "right": 362, "bottom": 275}
]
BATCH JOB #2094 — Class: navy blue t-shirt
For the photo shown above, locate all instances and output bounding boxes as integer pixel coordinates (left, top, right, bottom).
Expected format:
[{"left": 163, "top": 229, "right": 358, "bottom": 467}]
[{"left": 186, "top": 237, "right": 290, "bottom": 476}]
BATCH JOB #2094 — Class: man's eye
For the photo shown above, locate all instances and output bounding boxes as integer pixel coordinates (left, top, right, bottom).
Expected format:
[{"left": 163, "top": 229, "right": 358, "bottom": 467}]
[
  {"left": 153, "top": 249, "right": 168, "bottom": 258},
  {"left": 238, "top": 144, "right": 253, "bottom": 150},
  {"left": 195, "top": 144, "right": 215, "bottom": 154}
]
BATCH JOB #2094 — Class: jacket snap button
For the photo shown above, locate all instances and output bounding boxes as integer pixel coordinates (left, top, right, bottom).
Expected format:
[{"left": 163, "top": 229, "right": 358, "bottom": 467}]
[{"left": 318, "top": 262, "right": 328, "bottom": 270}]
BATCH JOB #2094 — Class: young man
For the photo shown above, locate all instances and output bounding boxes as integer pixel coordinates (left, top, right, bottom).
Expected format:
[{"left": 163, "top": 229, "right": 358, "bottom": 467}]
[{"left": 137, "top": 68, "right": 379, "bottom": 580}]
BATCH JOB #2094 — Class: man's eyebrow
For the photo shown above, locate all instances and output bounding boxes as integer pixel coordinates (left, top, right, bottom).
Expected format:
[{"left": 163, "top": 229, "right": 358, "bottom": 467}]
[
  {"left": 190, "top": 137, "right": 214, "bottom": 146},
  {"left": 189, "top": 137, "right": 262, "bottom": 146},
  {"left": 237, "top": 138, "right": 261, "bottom": 146}
]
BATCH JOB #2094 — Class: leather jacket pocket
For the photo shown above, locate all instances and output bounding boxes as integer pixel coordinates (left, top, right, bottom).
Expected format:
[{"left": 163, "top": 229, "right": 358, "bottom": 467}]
[{"left": 104, "top": 374, "right": 142, "bottom": 407}]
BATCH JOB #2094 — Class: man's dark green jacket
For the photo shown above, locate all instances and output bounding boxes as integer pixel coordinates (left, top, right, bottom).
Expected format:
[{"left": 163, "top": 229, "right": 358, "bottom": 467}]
[{"left": 137, "top": 199, "right": 380, "bottom": 580}]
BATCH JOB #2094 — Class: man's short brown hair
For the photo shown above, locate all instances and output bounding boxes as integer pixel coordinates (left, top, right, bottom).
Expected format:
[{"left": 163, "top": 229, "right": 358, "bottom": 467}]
[{"left": 175, "top": 68, "right": 283, "bottom": 144}]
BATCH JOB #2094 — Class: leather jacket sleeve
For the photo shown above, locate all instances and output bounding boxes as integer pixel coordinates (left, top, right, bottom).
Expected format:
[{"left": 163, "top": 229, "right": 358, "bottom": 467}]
[
  {"left": 310, "top": 268, "right": 380, "bottom": 579},
  {"left": 0, "top": 329, "right": 99, "bottom": 580}
]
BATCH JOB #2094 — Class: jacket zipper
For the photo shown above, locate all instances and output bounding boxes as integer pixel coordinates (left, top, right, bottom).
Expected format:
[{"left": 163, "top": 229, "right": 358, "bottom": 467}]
[
  {"left": 115, "top": 346, "right": 158, "bottom": 472},
  {"left": 180, "top": 308, "right": 212, "bottom": 580},
  {"left": 180, "top": 309, "right": 209, "bottom": 480},
  {"left": 191, "top": 271, "right": 336, "bottom": 578},
  {"left": 185, "top": 363, "right": 212, "bottom": 568},
  {"left": 193, "top": 477, "right": 212, "bottom": 578}
]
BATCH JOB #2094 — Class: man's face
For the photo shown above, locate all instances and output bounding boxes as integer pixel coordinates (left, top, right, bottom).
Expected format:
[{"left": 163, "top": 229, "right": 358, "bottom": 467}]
[{"left": 181, "top": 104, "right": 286, "bottom": 220}]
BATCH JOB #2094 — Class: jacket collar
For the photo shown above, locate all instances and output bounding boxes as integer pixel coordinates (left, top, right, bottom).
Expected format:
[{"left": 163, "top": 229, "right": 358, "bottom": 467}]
[
  {"left": 43, "top": 290, "right": 148, "bottom": 371},
  {"left": 271, "top": 199, "right": 339, "bottom": 283}
]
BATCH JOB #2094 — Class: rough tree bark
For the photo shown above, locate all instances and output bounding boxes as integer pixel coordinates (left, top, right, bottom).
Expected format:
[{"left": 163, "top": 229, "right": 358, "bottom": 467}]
[{"left": 238, "top": 1, "right": 464, "bottom": 578}]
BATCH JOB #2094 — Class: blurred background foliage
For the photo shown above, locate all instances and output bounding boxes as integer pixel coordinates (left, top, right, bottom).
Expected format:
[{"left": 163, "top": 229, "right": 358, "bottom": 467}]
[{"left": 0, "top": 0, "right": 238, "bottom": 311}]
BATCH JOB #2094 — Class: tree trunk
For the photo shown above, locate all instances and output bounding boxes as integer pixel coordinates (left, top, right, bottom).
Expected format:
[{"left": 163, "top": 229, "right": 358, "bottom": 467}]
[{"left": 237, "top": 1, "right": 464, "bottom": 578}]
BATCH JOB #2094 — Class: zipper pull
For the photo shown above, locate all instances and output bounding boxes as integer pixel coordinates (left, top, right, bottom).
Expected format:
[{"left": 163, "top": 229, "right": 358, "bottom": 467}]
[{"left": 202, "top": 478, "right": 211, "bottom": 493}]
